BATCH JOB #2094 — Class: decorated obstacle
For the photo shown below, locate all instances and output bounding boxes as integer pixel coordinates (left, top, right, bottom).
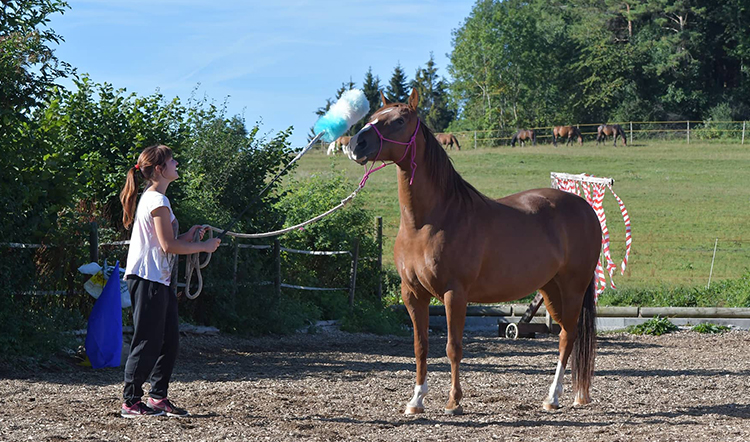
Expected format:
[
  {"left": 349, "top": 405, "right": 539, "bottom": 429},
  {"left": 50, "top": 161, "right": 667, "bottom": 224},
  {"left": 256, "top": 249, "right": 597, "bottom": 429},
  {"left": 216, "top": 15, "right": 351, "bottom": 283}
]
[{"left": 500, "top": 172, "right": 632, "bottom": 339}]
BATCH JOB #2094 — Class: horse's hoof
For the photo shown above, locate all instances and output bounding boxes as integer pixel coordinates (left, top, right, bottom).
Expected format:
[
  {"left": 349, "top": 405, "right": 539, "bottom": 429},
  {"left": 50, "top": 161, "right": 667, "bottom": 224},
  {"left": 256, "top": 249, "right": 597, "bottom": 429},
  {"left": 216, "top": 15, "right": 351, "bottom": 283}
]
[
  {"left": 404, "top": 406, "right": 424, "bottom": 415},
  {"left": 444, "top": 405, "right": 463, "bottom": 416},
  {"left": 573, "top": 397, "right": 591, "bottom": 406},
  {"left": 542, "top": 401, "right": 560, "bottom": 411}
]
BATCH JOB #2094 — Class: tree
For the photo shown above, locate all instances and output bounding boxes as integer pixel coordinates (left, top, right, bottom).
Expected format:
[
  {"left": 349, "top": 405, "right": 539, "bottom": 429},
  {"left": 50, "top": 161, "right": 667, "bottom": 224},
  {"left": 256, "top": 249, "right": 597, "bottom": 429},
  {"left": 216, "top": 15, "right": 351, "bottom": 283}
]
[
  {"left": 412, "top": 53, "right": 455, "bottom": 132},
  {"left": 385, "top": 63, "right": 409, "bottom": 104},
  {"left": 1, "top": 0, "right": 73, "bottom": 241}
]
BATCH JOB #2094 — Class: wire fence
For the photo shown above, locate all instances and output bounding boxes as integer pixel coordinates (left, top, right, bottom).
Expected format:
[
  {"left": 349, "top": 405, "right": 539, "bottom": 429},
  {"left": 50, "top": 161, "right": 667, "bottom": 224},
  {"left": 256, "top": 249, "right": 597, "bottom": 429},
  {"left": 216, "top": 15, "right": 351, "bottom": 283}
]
[{"left": 446, "top": 120, "right": 749, "bottom": 148}]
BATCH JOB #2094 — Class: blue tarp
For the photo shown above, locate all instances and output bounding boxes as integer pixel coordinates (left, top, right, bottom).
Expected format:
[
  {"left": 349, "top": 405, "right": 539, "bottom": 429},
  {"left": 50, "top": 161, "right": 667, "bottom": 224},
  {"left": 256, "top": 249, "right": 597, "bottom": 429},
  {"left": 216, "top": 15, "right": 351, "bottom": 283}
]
[{"left": 85, "top": 260, "right": 123, "bottom": 369}]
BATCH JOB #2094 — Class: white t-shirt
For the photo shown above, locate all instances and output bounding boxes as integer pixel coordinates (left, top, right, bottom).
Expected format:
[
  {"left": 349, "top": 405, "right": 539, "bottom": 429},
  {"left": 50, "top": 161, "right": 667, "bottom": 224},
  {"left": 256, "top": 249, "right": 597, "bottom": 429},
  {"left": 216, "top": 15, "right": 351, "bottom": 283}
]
[{"left": 124, "top": 190, "right": 178, "bottom": 286}]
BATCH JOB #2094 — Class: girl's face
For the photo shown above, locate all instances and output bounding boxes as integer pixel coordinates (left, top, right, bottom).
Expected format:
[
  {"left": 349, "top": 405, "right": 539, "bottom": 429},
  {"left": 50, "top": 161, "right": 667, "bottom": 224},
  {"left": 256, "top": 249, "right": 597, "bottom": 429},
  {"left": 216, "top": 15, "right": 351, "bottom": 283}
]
[{"left": 158, "top": 156, "right": 179, "bottom": 182}]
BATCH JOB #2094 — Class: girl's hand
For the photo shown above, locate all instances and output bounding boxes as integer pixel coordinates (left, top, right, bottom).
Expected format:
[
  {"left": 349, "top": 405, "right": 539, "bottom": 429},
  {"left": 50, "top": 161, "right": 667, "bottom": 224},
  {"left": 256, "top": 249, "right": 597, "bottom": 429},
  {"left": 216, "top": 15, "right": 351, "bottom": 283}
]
[
  {"left": 203, "top": 238, "right": 221, "bottom": 253},
  {"left": 186, "top": 225, "right": 209, "bottom": 241}
]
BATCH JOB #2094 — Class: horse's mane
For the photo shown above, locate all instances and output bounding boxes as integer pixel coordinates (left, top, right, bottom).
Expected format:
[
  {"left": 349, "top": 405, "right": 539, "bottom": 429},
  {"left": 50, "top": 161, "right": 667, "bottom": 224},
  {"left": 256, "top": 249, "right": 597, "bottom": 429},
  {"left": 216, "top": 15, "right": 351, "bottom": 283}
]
[{"left": 421, "top": 124, "right": 485, "bottom": 204}]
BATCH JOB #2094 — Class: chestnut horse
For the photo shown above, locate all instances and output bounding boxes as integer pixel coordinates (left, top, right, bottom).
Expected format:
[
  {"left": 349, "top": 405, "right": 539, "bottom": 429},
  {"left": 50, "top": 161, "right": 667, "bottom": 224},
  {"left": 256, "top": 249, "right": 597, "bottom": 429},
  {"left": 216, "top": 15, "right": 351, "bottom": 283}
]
[
  {"left": 345, "top": 89, "right": 600, "bottom": 415},
  {"left": 435, "top": 133, "right": 461, "bottom": 150},
  {"left": 510, "top": 129, "right": 536, "bottom": 147},
  {"left": 327, "top": 135, "right": 352, "bottom": 155},
  {"left": 597, "top": 124, "right": 627, "bottom": 147},
  {"left": 553, "top": 126, "right": 583, "bottom": 146}
]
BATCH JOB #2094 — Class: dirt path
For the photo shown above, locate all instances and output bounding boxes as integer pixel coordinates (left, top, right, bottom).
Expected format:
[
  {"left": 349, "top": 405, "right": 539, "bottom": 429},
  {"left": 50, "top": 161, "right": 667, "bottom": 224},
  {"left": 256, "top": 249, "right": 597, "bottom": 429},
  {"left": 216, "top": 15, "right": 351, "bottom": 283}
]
[{"left": 1, "top": 329, "right": 749, "bottom": 441}]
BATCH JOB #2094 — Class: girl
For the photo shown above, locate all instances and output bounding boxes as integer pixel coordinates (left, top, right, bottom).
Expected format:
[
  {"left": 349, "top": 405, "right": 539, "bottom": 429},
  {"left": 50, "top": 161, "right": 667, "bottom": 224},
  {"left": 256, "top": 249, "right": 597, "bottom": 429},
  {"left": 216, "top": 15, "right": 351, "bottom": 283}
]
[{"left": 119, "top": 144, "right": 221, "bottom": 418}]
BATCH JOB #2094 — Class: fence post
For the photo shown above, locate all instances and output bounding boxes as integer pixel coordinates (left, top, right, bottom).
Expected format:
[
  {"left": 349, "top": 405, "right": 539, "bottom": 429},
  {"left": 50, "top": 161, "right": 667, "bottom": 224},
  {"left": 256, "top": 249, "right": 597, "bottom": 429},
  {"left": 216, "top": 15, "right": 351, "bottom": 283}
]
[
  {"left": 273, "top": 238, "right": 281, "bottom": 297},
  {"left": 687, "top": 121, "right": 690, "bottom": 144},
  {"left": 629, "top": 122, "right": 633, "bottom": 145},
  {"left": 232, "top": 238, "right": 239, "bottom": 298},
  {"left": 348, "top": 238, "right": 360, "bottom": 309},
  {"left": 89, "top": 221, "right": 99, "bottom": 263},
  {"left": 742, "top": 121, "right": 746, "bottom": 145},
  {"left": 375, "top": 216, "right": 383, "bottom": 300},
  {"left": 474, "top": 131, "right": 477, "bottom": 149}
]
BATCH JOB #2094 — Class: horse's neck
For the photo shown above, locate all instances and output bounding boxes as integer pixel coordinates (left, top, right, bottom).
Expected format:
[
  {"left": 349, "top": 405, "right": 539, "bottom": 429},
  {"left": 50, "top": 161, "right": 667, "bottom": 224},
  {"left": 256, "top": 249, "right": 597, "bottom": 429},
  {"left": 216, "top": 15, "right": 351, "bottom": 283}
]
[{"left": 395, "top": 139, "right": 450, "bottom": 230}]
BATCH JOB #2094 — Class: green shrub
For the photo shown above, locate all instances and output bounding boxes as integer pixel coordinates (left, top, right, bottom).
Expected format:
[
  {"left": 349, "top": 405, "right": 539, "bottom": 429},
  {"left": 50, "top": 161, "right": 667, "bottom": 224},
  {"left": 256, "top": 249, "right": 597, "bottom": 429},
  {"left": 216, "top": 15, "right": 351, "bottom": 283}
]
[
  {"left": 691, "top": 323, "right": 730, "bottom": 334},
  {"left": 627, "top": 316, "right": 679, "bottom": 336},
  {"left": 340, "top": 299, "right": 409, "bottom": 335}
]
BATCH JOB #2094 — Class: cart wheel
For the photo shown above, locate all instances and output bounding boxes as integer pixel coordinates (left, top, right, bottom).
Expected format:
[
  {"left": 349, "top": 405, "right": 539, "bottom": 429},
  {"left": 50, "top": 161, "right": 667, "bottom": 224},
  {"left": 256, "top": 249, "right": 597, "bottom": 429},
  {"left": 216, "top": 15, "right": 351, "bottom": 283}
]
[{"left": 505, "top": 323, "right": 519, "bottom": 340}]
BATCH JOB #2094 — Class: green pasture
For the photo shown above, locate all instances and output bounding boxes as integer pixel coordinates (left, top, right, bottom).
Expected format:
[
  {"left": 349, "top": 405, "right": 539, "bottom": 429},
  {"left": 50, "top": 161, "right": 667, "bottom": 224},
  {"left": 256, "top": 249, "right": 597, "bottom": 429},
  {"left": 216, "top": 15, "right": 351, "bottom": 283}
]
[{"left": 291, "top": 140, "right": 750, "bottom": 291}]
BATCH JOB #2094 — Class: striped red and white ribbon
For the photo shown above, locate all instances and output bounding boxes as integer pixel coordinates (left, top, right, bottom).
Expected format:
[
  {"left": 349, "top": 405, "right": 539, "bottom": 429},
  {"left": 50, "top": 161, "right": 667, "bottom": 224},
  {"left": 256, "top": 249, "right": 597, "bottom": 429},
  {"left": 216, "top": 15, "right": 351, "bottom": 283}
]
[{"left": 552, "top": 174, "right": 632, "bottom": 300}]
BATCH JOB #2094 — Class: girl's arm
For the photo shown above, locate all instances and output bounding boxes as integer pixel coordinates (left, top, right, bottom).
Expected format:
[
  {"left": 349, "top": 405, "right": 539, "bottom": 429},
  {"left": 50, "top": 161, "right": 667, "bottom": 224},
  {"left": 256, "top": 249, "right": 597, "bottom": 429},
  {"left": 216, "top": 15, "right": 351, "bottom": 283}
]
[{"left": 153, "top": 207, "right": 220, "bottom": 254}]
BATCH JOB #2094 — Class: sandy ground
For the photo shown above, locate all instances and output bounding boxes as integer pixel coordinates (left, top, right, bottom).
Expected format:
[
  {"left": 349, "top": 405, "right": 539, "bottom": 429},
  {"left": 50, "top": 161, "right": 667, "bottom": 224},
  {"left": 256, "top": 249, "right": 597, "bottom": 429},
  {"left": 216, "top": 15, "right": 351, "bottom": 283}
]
[{"left": 1, "top": 327, "right": 750, "bottom": 441}]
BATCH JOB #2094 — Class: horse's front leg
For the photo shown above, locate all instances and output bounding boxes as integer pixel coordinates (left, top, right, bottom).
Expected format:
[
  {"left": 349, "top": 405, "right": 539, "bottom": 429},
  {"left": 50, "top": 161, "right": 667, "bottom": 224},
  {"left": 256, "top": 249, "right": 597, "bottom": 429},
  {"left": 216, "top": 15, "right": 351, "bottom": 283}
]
[
  {"left": 402, "top": 287, "right": 430, "bottom": 415},
  {"left": 444, "top": 289, "right": 467, "bottom": 415}
]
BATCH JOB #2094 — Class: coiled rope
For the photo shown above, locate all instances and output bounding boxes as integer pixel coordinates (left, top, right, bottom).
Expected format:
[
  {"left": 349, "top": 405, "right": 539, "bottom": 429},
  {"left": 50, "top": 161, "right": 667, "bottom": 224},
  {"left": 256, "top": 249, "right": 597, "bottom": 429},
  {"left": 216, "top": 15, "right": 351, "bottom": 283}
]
[{"left": 182, "top": 185, "right": 364, "bottom": 299}]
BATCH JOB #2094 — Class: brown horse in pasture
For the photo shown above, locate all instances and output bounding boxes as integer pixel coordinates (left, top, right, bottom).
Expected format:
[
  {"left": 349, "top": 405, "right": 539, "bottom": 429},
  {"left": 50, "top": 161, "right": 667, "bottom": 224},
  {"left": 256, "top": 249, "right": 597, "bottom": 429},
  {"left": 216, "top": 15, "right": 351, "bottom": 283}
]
[
  {"left": 435, "top": 133, "right": 461, "bottom": 150},
  {"left": 510, "top": 129, "right": 536, "bottom": 147},
  {"left": 345, "top": 89, "right": 600, "bottom": 415},
  {"left": 553, "top": 126, "right": 583, "bottom": 146},
  {"left": 597, "top": 124, "right": 627, "bottom": 147}
]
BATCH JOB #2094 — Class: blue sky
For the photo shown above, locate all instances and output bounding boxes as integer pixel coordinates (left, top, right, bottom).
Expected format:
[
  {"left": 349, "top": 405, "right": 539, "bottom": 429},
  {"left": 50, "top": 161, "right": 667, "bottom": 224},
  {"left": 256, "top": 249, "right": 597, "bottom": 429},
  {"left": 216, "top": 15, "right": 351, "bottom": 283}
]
[{"left": 48, "top": 1, "right": 475, "bottom": 148}]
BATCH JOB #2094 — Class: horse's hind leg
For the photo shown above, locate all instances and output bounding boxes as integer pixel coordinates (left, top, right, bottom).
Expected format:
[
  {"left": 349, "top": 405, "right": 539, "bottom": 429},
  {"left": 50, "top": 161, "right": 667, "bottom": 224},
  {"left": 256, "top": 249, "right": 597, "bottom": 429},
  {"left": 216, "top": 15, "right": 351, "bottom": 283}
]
[
  {"left": 402, "top": 287, "right": 430, "bottom": 415},
  {"left": 539, "top": 279, "right": 582, "bottom": 410},
  {"left": 443, "top": 289, "right": 467, "bottom": 415}
]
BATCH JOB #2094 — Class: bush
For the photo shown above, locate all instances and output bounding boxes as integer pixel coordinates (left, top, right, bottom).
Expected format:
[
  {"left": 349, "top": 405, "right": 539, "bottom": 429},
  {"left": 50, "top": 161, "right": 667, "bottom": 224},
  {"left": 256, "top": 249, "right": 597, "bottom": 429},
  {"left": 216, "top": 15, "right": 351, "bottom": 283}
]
[
  {"left": 627, "top": 316, "right": 679, "bottom": 336},
  {"left": 691, "top": 323, "right": 730, "bottom": 334},
  {"left": 340, "top": 299, "right": 409, "bottom": 336}
]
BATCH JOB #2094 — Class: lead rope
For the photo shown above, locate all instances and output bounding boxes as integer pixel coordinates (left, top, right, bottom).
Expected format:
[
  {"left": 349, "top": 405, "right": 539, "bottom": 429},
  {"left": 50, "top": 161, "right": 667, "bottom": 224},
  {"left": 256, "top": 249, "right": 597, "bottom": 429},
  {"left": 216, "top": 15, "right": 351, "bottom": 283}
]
[{"left": 182, "top": 185, "right": 365, "bottom": 299}]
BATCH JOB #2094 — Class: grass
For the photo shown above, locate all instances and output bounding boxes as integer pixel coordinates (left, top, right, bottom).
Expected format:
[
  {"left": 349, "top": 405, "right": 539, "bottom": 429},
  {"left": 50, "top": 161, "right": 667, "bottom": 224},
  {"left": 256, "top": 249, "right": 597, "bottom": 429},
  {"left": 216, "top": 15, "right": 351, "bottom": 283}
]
[{"left": 291, "top": 140, "right": 750, "bottom": 292}]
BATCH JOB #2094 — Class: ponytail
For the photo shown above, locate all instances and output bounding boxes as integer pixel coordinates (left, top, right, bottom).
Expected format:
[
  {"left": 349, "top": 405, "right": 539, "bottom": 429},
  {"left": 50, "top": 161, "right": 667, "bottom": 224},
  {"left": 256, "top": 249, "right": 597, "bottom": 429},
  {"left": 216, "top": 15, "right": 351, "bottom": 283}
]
[
  {"left": 120, "top": 144, "right": 174, "bottom": 230},
  {"left": 120, "top": 166, "right": 140, "bottom": 229}
]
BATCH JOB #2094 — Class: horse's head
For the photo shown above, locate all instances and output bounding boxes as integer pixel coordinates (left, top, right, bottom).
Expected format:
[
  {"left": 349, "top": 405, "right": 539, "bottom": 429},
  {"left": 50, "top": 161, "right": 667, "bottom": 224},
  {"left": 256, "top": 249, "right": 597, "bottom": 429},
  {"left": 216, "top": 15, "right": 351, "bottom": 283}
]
[{"left": 345, "top": 89, "right": 421, "bottom": 165}]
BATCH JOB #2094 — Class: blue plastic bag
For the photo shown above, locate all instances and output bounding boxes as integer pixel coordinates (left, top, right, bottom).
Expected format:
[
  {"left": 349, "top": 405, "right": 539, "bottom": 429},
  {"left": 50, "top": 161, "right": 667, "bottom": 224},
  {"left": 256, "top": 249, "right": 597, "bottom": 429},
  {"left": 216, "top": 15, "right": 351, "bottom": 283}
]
[{"left": 85, "top": 260, "right": 123, "bottom": 369}]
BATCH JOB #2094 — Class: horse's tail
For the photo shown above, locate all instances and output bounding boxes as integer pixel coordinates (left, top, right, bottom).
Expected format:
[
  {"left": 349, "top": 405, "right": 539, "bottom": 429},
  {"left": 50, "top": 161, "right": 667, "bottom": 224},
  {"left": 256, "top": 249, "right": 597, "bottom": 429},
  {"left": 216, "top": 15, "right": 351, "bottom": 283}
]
[
  {"left": 510, "top": 133, "right": 518, "bottom": 147},
  {"left": 452, "top": 135, "right": 461, "bottom": 150},
  {"left": 571, "top": 276, "right": 597, "bottom": 398}
]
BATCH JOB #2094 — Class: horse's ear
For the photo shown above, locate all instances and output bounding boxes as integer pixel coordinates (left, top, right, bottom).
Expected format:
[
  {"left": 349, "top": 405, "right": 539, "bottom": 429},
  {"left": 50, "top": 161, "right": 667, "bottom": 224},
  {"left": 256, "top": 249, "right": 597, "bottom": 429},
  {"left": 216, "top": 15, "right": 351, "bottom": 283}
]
[
  {"left": 408, "top": 88, "right": 419, "bottom": 110},
  {"left": 380, "top": 91, "right": 389, "bottom": 107}
]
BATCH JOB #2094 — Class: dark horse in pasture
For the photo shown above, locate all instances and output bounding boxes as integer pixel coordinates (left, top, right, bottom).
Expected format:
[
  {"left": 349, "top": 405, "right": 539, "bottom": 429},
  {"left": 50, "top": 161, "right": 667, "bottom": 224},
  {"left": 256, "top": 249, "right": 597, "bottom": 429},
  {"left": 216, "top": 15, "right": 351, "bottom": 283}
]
[
  {"left": 435, "top": 133, "right": 461, "bottom": 150},
  {"left": 597, "top": 124, "right": 627, "bottom": 147},
  {"left": 344, "top": 89, "right": 601, "bottom": 415},
  {"left": 510, "top": 129, "right": 536, "bottom": 147},
  {"left": 553, "top": 126, "right": 583, "bottom": 146}
]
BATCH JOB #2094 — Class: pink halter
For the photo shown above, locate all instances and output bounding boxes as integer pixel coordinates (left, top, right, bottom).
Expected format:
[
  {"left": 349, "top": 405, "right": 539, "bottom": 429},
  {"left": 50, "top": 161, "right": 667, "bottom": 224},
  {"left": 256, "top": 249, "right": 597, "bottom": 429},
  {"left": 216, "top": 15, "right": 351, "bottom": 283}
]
[{"left": 359, "top": 119, "right": 420, "bottom": 187}]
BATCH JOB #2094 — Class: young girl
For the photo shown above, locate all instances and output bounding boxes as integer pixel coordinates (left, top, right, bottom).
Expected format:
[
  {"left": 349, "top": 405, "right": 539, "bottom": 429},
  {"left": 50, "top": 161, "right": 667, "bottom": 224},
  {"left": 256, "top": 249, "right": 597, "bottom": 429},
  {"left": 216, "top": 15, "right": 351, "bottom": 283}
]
[{"left": 119, "top": 144, "right": 221, "bottom": 418}]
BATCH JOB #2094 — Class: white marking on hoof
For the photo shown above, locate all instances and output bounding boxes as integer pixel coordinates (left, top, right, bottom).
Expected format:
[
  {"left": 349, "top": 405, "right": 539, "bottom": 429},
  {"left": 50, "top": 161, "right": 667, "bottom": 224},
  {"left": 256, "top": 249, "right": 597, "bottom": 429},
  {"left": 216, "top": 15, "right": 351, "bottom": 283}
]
[
  {"left": 404, "top": 383, "right": 428, "bottom": 416},
  {"left": 444, "top": 405, "right": 463, "bottom": 416},
  {"left": 544, "top": 360, "right": 565, "bottom": 411},
  {"left": 573, "top": 391, "right": 591, "bottom": 406}
]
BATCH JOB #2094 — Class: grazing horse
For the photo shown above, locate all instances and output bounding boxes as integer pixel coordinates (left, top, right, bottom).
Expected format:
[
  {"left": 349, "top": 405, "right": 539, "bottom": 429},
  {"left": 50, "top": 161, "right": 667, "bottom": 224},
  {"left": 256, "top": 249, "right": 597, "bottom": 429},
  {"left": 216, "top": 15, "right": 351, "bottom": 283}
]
[
  {"left": 345, "top": 89, "right": 600, "bottom": 415},
  {"left": 435, "top": 133, "right": 461, "bottom": 150},
  {"left": 510, "top": 129, "right": 536, "bottom": 147},
  {"left": 327, "top": 135, "right": 351, "bottom": 155},
  {"left": 597, "top": 124, "right": 627, "bottom": 147},
  {"left": 553, "top": 126, "right": 583, "bottom": 146}
]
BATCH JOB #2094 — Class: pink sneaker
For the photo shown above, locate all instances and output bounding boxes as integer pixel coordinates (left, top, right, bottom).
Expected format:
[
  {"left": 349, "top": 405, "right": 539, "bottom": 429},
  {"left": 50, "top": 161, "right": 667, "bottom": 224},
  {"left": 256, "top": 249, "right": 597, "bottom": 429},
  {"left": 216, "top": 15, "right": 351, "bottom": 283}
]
[
  {"left": 121, "top": 401, "right": 165, "bottom": 418},
  {"left": 147, "top": 397, "right": 190, "bottom": 417}
]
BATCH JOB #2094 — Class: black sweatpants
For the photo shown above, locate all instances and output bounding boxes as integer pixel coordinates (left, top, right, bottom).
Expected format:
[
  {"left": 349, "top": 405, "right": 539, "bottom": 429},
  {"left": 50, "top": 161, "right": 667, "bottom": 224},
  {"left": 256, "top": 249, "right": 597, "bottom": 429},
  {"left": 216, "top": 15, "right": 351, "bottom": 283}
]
[{"left": 123, "top": 275, "right": 179, "bottom": 406}]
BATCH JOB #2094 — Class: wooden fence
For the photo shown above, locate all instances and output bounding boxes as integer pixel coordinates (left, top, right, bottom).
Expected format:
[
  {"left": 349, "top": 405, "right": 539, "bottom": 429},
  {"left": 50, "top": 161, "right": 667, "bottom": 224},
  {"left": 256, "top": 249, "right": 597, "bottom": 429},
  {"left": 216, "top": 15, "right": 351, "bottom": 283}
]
[{"left": 6, "top": 216, "right": 385, "bottom": 307}]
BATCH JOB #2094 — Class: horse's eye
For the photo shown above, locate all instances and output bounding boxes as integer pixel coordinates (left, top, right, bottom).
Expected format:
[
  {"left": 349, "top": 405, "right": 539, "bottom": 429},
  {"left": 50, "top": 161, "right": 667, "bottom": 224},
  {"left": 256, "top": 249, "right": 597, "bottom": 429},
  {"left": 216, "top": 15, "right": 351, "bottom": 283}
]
[{"left": 395, "top": 118, "right": 405, "bottom": 125}]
